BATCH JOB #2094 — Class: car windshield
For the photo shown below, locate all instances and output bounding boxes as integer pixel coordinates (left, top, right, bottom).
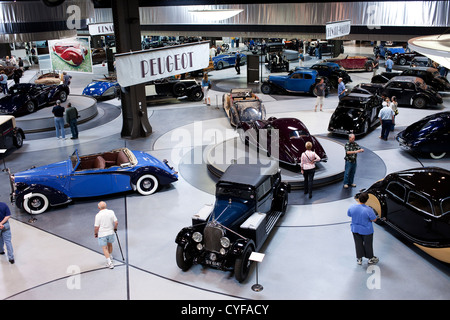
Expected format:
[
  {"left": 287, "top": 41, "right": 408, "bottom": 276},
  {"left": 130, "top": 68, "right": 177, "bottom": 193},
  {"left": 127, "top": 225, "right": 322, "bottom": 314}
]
[
  {"left": 70, "top": 150, "right": 80, "bottom": 170},
  {"left": 216, "top": 183, "right": 255, "bottom": 201}
]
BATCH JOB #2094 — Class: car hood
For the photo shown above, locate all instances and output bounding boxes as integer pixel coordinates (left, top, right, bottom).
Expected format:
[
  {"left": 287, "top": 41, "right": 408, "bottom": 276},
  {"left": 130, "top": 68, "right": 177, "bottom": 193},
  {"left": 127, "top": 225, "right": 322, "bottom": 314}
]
[
  {"left": 83, "top": 81, "right": 116, "bottom": 94},
  {"left": 209, "top": 198, "right": 253, "bottom": 229},
  {"left": 397, "top": 116, "right": 443, "bottom": 143},
  {"left": 267, "top": 75, "right": 289, "bottom": 84},
  {"left": 14, "top": 160, "right": 70, "bottom": 183},
  {"left": 132, "top": 150, "right": 177, "bottom": 175}
]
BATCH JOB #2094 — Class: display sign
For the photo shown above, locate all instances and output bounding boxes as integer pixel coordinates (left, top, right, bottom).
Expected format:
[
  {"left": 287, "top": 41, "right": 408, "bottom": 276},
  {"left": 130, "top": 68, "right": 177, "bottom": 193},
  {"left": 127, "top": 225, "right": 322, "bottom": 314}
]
[
  {"left": 89, "top": 23, "right": 114, "bottom": 36},
  {"left": 326, "top": 20, "right": 351, "bottom": 40},
  {"left": 48, "top": 37, "right": 93, "bottom": 73},
  {"left": 115, "top": 41, "right": 210, "bottom": 87}
]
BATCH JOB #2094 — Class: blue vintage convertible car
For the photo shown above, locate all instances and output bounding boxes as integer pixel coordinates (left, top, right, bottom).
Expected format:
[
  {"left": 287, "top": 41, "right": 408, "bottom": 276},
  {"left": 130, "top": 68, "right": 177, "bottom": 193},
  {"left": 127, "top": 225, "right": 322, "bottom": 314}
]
[
  {"left": 260, "top": 68, "right": 329, "bottom": 96},
  {"left": 212, "top": 52, "right": 246, "bottom": 70},
  {"left": 9, "top": 148, "right": 178, "bottom": 214},
  {"left": 82, "top": 76, "right": 120, "bottom": 99}
]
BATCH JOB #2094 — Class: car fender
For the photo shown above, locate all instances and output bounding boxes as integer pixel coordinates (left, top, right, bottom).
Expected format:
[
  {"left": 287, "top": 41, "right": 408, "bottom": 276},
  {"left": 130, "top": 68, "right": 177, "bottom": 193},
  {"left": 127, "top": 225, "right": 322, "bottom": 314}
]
[
  {"left": 230, "top": 238, "right": 255, "bottom": 257},
  {"left": 15, "top": 183, "right": 71, "bottom": 208},
  {"left": 175, "top": 227, "right": 195, "bottom": 246}
]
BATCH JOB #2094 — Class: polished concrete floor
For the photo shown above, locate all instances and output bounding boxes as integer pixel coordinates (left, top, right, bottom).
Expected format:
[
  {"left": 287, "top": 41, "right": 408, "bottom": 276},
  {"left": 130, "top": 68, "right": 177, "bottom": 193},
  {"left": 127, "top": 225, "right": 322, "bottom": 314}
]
[{"left": 0, "top": 44, "right": 449, "bottom": 301}]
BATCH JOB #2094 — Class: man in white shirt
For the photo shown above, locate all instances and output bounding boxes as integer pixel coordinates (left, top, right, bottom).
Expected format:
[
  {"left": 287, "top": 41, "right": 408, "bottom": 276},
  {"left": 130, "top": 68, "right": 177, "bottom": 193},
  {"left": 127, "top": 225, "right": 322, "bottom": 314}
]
[
  {"left": 94, "top": 201, "right": 118, "bottom": 269},
  {"left": 378, "top": 104, "right": 395, "bottom": 141}
]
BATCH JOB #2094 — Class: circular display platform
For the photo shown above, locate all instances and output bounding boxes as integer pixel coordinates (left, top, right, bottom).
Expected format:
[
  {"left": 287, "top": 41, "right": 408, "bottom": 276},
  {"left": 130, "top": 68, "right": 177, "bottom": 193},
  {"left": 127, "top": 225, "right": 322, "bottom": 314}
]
[
  {"left": 206, "top": 136, "right": 345, "bottom": 189},
  {"left": 15, "top": 95, "right": 98, "bottom": 133}
]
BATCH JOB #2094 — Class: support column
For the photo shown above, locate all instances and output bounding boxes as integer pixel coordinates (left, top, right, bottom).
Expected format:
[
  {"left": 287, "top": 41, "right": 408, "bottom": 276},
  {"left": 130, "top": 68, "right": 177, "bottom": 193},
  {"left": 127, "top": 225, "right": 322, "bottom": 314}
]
[{"left": 112, "top": 0, "right": 152, "bottom": 139}]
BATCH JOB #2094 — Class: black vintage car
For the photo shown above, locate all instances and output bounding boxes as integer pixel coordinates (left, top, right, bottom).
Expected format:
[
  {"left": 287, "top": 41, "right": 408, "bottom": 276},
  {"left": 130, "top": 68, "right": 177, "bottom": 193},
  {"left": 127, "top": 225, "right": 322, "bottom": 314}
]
[
  {"left": 0, "top": 115, "right": 25, "bottom": 151},
  {"left": 175, "top": 162, "right": 290, "bottom": 282},
  {"left": 328, "top": 92, "right": 383, "bottom": 136},
  {"left": 357, "top": 76, "right": 442, "bottom": 109},
  {"left": 222, "top": 88, "right": 266, "bottom": 127},
  {"left": 0, "top": 83, "right": 70, "bottom": 116},
  {"left": 372, "top": 67, "right": 450, "bottom": 92},
  {"left": 359, "top": 167, "right": 450, "bottom": 264},
  {"left": 308, "top": 62, "right": 352, "bottom": 88},
  {"left": 144, "top": 78, "right": 203, "bottom": 102},
  {"left": 396, "top": 111, "right": 450, "bottom": 159},
  {"left": 392, "top": 52, "right": 420, "bottom": 65},
  {"left": 265, "top": 43, "right": 290, "bottom": 72}
]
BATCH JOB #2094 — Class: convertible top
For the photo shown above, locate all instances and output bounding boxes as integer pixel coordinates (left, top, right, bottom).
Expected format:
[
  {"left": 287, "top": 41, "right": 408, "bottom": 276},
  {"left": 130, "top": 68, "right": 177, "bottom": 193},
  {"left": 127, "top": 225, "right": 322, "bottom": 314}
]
[
  {"left": 0, "top": 115, "right": 15, "bottom": 127},
  {"left": 218, "top": 162, "right": 279, "bottom": 188}
]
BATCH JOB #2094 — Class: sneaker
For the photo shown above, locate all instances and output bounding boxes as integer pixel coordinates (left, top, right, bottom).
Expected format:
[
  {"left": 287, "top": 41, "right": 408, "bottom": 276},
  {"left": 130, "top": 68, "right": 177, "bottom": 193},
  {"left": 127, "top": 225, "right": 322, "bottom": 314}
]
[
  {"left": 357, "top": 258, "right": 362, "bottom": 265},
  {"left": 343, "top": 184, "right": 349, "bottom": 189},
  {"left": 106, "top": 259, "right": 114, "bottom": 269},
  {"left": 351, "top": 184, "right": 356, "bottom": 187},
  {"left": 368, "top": 256, "right": 379, "bottom": 264}
]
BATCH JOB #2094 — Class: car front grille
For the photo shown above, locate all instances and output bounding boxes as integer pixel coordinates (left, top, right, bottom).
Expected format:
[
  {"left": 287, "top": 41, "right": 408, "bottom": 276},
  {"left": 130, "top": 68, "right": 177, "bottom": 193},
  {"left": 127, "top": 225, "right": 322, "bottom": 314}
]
[{"left": 204, "top": 224, "right": 224, "bottom": 252}]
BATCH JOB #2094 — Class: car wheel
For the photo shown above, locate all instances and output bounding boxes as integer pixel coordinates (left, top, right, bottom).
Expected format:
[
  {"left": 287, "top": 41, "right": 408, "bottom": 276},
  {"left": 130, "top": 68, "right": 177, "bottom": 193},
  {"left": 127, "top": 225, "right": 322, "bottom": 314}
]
[
  {"left": 399, "top": 57, "right": 407, "bottom": 65},
  {"left": 136, "top": 174, "right": 159, "bottom": 195},
  {"left": 430, "top": 152, "right": 446, "bottom": 159},
  {"left": 412, "top": 97, "right": 427, "bottom": 109},
  {"left": 23, "top": 193, "right": 49, "bottom": 214},
  {"left": 59, "top": 90, "right": 68, "bottom": 102},
  {"left": 365, "top": 63, "right": 373, "bottom": 72},
  {"left": 189, "top": 88, "right": 203, "bottom": 101},
  {"left": 234, "top": 244, "right": 254, "bottom": 283},
  {"left": 173, "top": 82, "right": 187, "bottom": 97},
  {"left": 261, "top": 83, "right": 271, "bottom": 94},
  {"left": 25, "top": 100, "right": 35, "bottom": 113},
  {"left": 217, "top": 61, "right": 224, "bottom": 70},
  {"left": 176, "top": 243, "right": 193, "bottom": 271},
  {"left": 13, "top": 132, "right": 23, "bottom": 148}
]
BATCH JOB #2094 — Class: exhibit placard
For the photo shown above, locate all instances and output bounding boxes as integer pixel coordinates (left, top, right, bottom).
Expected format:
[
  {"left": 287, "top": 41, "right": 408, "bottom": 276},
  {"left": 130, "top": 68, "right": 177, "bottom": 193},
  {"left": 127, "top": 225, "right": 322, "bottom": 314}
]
[
  {"left": 115, "top": 41, "right": 210, "bottom": 87},
  {"left": 48, "top": 37, "right": 93, "bottom": 73},
  {"left": 326, "top": 20, "right": 351, "bottom": 40},
  {"left": 89, "top": 22, "right": 114, "bottom": 36}
]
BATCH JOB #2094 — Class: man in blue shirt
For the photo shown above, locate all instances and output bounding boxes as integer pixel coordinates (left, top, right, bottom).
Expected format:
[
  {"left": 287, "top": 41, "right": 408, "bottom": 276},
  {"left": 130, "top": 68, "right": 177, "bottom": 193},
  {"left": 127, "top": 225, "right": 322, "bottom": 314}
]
[
  {"left": 385, "top": 56, "right": 393, "bottom": 72},
  {"left": 378, "top": 103, "right": 395, "bottom": 140},
  {"left": 337, "top": 77, "right": 346, "bottom": 100},
  {"left": 0, "top": 202, "right": 14, "bottom": 264},
  {"left": 347, "top": 192, "right": 378, "bottom": 265}
]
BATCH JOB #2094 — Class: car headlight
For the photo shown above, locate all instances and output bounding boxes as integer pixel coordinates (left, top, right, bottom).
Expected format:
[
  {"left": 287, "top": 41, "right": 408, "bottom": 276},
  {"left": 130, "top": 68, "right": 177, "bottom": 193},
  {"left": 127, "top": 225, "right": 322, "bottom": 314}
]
[
  {"left": 192, "top": 232, "right": 203, "bottom": 243},
  {"left": 220, "top": 237, "right": 230, "bottom": 248}
]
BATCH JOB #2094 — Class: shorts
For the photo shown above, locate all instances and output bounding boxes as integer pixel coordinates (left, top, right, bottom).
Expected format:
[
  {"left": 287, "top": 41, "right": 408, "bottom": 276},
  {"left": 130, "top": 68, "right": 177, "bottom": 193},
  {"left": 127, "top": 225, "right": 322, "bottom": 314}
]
[
  {"left": 98, "top": 234, "right": 115, "bottom": 247},
  {"left": 316, "top": 96, "right": 324, "bottom": 105}
]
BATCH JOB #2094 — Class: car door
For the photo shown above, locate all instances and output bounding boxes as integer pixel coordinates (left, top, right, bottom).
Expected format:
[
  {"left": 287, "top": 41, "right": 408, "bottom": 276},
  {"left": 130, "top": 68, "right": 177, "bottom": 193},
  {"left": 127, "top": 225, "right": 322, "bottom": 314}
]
[
  {"left": 384, "top": 82, "right": 406, "bottom": 104},
  {"left": 285, "top": 72, "right": 305, "bottom": 92},
  {"left": 34, "top": 85, "right": 50, "bottom": 106},
  {"left": 256, "top": 178, "right": 273, "bottom": 214}
]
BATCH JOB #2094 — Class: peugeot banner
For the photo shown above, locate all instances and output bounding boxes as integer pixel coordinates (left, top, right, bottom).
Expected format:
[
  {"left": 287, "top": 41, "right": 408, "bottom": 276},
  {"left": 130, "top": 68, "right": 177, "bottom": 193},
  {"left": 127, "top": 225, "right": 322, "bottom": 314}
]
[{"left": 115, "top": 41, "right": 210, "bottom": 87}]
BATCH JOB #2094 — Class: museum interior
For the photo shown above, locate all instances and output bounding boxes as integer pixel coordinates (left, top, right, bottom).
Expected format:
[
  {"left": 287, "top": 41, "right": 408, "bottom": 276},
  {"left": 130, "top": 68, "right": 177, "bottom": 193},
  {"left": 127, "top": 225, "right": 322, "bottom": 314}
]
[{"left": 0, "top": 0, "right": 449, "bottom": 303}]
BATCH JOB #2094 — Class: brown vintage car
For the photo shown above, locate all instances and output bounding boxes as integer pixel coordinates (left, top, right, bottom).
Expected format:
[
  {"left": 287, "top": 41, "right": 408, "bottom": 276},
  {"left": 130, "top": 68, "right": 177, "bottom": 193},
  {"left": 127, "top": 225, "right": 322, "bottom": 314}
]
[{"left": 325, "top": 55, "right": 374, "bottom": 72}]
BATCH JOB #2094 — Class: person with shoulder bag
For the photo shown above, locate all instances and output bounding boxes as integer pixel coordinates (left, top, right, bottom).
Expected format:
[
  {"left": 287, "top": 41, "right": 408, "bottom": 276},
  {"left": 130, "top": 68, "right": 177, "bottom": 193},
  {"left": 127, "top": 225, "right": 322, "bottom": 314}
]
[
  {"left": 201, "top": 73, "right": 211, "bottom": 106},
  {"left": 300, "top": 141, "right": 321, "bottom": 199}
]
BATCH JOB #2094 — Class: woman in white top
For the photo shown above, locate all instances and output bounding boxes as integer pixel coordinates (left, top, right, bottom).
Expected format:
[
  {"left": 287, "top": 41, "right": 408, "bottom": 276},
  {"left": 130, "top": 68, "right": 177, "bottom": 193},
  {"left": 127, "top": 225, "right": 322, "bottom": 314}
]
[{"left": 300, "top": 141, "right": 321, "bottom": 199}]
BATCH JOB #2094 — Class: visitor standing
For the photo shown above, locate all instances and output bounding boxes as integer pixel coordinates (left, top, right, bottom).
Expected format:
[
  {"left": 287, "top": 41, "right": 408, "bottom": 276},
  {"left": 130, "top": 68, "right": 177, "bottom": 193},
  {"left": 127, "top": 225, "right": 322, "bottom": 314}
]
[
  {"left": 0, "top": 201, "right": 14, "bottom": 264},
  {"left": 385, "top": 56, "right": 393, "bottom": 72},
  {"left": 12, "top": 68, "right": 21, "bottom": 85},
  {"left": 314, "top": 78, "right": 326, "bottom": 112},
  {"left": 201, "top": 73, "right": 211, "bottom": 106},
  {"left": 347, "top": 192, "right": 379, "bottom": 265},
  {"left": 62, "top": 72, "right": 72, "bottom": 86},
  {"left": 0, "top": 71, "right": 8, "bottom": 94},
  {"left": 298, "top": 49, "right": 304, "bottom": 67},
  {"left": 372, "top": 55, "right": 380, "bottom": 76},
  {"left": 337, "top": 77, "right": 346, "bottom": 100},
  {"left": 65, "top": 102, "right": 79, "bottom": 139},
  {"left": 378, "top": 102, "right": 395, "bottom": 141},
  {"left": 52, "top": 100, "right": 66, "bottom": 139},
  {"left": 235, "top": 51, "right": 241, "bottom": 74},
  {"left": 300, "top": 142, "right": 321, "bottom": 199},
  {"left": 94, "top": 201, "right": 118, "bottom": 269},
  {"left": 343, "top": 133, "right": 364, "bottom": 189}
]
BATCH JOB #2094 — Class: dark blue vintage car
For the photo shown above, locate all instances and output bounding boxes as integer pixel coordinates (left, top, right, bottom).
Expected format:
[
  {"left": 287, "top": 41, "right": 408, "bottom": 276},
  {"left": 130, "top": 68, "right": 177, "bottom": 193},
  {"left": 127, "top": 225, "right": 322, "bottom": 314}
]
[
  {"left": 10, "top": 148, "right": 178, "bottom": 214},
  {"left": 0, "top": 83, "right": 70, "bottom": 116},
  {"left": 82, "top": 76, "right": 120, "bottom": 100},
  {"left": 212, "top": 52, "right": 246, "bottom": 70},
  {"left": 396, "top": 111, "right": 450, "bottom": 159},
  {"left": 175, "top": 162, "right": 289, "bottom": 282},
  {"left": 260, "top": 68, "right": 330, "bottom": 96},
  {"left": 358, "top": 167, "right": 450, "bottom": 264},
  {"left": 308, "top": 62, "right": 352, "bottom": 88}
]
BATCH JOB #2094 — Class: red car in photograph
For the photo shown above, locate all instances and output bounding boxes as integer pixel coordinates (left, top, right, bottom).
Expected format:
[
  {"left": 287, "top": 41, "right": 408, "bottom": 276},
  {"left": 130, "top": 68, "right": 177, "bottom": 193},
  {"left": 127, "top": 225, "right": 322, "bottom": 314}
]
[{"left": 52, "top": 41, "right": 88, "bottom": 67}]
